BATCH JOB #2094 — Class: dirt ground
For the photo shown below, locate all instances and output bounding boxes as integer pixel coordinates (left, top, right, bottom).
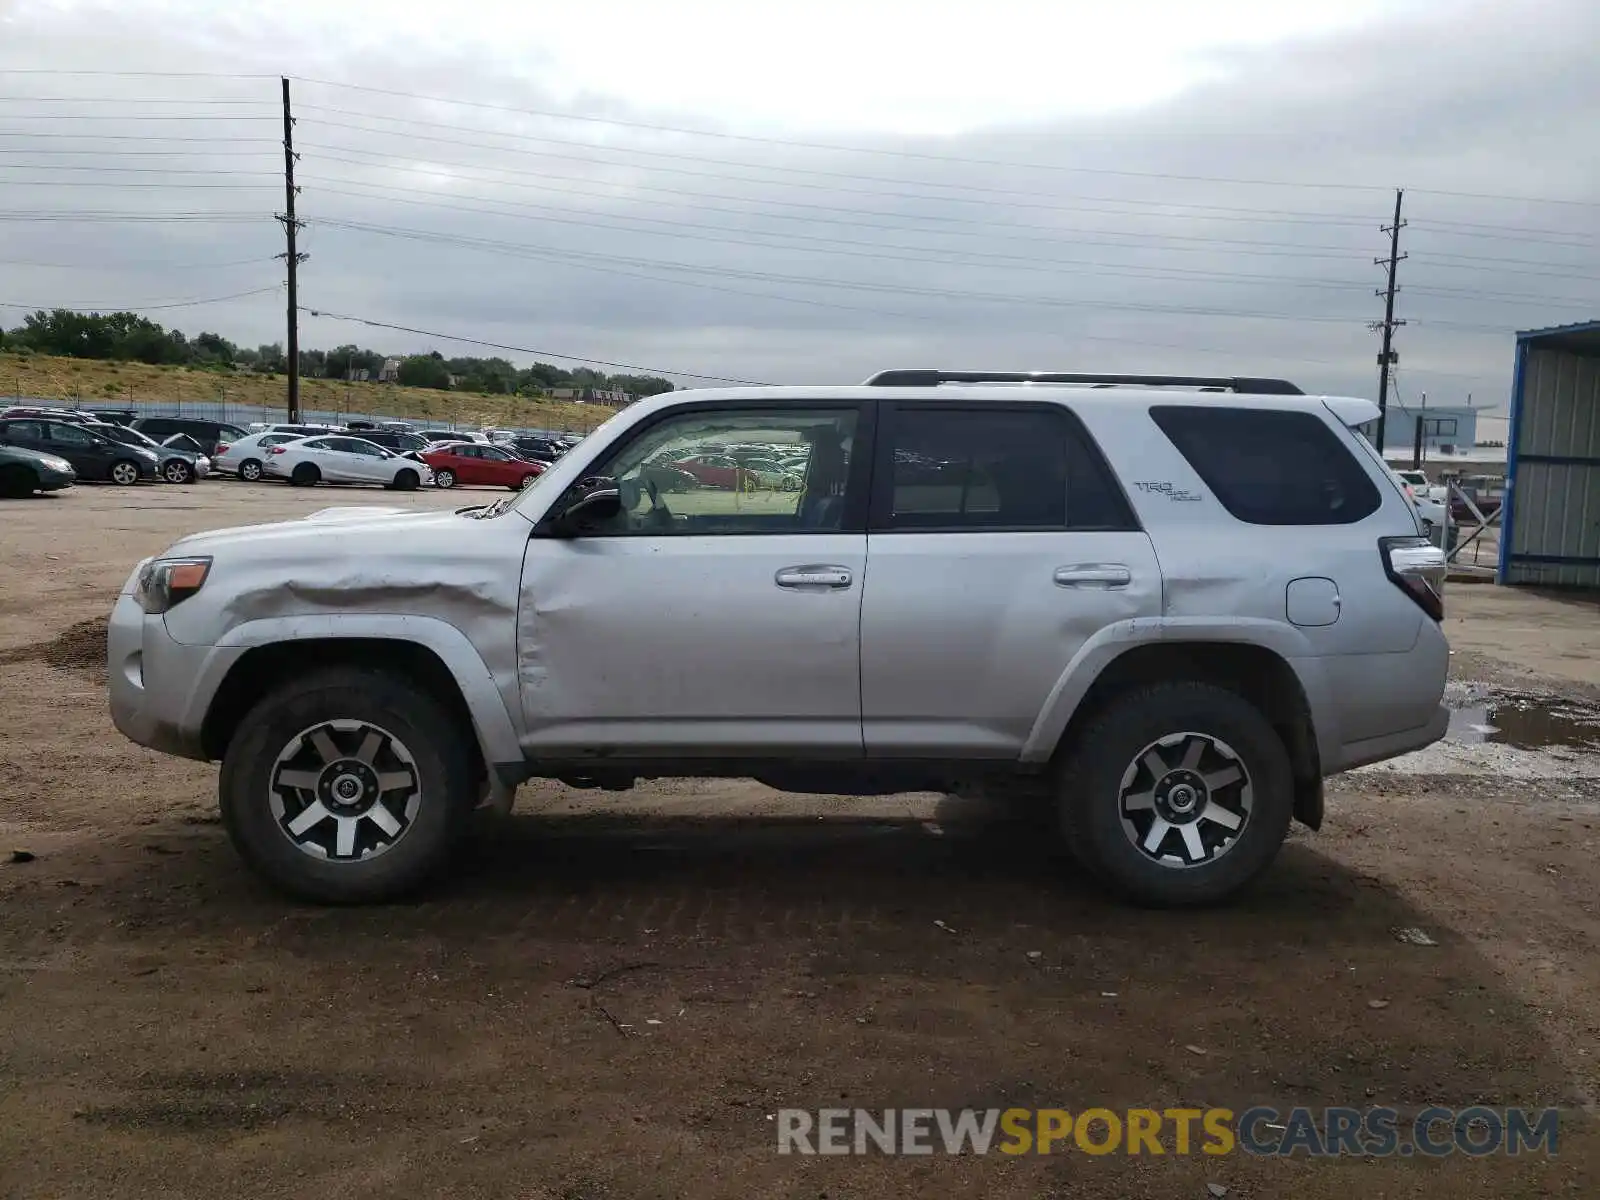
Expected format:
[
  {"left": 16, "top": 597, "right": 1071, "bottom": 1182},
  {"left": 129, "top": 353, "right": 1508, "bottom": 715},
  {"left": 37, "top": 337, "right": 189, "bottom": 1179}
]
[{"left": 1, "top": 482, "right": 1597, "bottom": 1199}]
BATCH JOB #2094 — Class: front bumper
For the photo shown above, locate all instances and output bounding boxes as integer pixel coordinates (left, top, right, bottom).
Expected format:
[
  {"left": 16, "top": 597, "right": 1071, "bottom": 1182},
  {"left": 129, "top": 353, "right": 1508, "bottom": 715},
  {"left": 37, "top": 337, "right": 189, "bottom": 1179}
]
[
  {"left": 107, "top": 588, "right": 243, "bottom": 762},
  {"left": 38, "top": 467, "right": 75, "bottom": 491}
]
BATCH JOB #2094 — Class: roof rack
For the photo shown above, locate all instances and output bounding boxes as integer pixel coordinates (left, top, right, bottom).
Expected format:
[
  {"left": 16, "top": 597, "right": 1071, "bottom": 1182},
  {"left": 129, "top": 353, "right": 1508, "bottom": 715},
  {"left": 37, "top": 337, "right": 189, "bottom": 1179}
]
[{"left": 862, "top": 370, "right": 1304, "bottom": 395}]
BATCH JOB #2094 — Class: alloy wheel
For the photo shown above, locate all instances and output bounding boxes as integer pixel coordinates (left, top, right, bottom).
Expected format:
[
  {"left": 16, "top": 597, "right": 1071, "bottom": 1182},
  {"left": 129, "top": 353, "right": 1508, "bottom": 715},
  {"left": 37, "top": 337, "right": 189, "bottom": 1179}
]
[
  {"left": 1117, "top": 731, "right": 1252, "bottom": 868},
  {"left": 240, "top": 460, "right": 262, "bottom": 481},
  {"left": 269, "top": 719, "right": 422, "bottom": 861},
  {"left": 163, "top": 460, "right": 190, "bottom": 484},
  {"left": 110, "top": 461, "right": 139, "bottom": 485}
]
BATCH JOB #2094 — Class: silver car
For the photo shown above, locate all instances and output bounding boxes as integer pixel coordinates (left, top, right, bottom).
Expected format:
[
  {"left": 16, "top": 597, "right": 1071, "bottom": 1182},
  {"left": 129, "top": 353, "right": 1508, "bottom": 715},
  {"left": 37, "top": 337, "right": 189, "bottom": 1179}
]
[{"left": 108, "top": 371, "right": 1448, "bottom": 906}]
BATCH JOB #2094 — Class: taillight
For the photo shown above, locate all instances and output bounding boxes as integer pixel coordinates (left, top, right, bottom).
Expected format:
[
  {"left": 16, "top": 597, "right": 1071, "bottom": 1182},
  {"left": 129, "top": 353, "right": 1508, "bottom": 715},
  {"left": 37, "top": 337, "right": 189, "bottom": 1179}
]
[
  {"left": 1381, "top": 536, "right": 1446, "bottom": 621},
  {"left": 214, "top": 442, "right": 230, "bottom": 455},
  {"left": 268, "top": 446, "right": 287, "bottom": 455}
]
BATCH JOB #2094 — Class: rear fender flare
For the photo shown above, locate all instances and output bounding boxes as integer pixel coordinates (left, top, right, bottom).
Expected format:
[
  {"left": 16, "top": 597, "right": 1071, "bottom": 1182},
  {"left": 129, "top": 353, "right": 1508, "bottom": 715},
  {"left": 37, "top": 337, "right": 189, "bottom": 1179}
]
[{"left": 1019, "top": 617, "right": 1332, "bottom": 763}]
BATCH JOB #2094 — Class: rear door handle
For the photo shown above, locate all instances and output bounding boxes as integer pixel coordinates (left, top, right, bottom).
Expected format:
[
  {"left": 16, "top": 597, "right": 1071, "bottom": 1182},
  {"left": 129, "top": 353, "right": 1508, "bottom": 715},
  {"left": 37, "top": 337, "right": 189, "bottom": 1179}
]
[
  {"left": 1054, "top": 563, "right": 1132, "bottom": 589},
  {"left": 776, "top": 565, "right": 853, "bottom": 590}
]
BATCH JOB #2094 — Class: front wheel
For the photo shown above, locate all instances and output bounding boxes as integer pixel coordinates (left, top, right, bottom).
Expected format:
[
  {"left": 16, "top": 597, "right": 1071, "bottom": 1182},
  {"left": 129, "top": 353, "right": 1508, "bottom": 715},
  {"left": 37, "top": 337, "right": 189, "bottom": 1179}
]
[
  {"left": 162, "top": 459, "right": 194, "bottom": 485},
  {"left": 219, "top": 667, "right": 477, "bottom": 903},
  {"left": 238, "top": 459, "right": 263, "bottom": 482},
  {"left": 108, "top": 459, "right": 141, "bottom": 486},
  {"left": 394, "top": 468, "right": 420, "bottom": 491},
  {"left": 1057, "top": 681, "right": 1293, "bottom": 907},
  {"left": 433, "top": 468, "right": 456, "bottom": 489},
  {"left": 517, "top": 474, "right": 539, "bottom": 490}
]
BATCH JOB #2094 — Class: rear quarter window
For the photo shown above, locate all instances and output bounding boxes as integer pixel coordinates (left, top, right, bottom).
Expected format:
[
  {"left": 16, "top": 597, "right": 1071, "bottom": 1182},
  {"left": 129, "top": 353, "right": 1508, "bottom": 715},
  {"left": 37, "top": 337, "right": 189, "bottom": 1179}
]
[{"left": 1150, "top": 406, "right": 1381, "bottom": 526}]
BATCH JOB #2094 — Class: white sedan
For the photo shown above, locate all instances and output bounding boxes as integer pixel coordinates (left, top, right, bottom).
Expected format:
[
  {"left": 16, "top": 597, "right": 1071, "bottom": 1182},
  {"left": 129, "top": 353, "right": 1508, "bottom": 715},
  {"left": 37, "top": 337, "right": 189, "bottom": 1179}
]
[
  {"left": 262, "top": 435, "right": 433, "bottom": 490},
  {"left": 211, "top": 431, "right": 304, "bottom": 481}
]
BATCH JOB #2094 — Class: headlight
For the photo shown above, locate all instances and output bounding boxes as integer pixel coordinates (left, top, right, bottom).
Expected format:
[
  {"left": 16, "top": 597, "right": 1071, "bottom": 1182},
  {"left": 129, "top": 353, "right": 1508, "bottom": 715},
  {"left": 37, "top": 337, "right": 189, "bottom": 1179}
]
[
  {"left": 42, "top": 455, "right": 73, "bottom": 472},
  {"left": 135, "top": 556, "right": 211, "bottom": 614}
]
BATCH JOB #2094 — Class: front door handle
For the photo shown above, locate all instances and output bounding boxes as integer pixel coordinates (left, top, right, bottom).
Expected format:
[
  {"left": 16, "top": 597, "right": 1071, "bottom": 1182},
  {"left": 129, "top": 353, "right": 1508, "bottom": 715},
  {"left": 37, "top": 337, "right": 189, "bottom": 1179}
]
[
  {"left": 775, "top": 565, "right": 853, "bottom": 590},
  {"left": 1054, "top": 563, "right": 1132, "bottom": 589}
]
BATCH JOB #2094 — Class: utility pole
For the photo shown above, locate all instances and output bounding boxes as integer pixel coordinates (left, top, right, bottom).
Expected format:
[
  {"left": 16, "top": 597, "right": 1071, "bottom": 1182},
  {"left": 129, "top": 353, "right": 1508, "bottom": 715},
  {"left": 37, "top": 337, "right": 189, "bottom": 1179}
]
[
  {"left": 277, "top": 76, "right": 307, "bottom": 423},
  {"left": 1372, "top": 188, "right": 1406, "bottom": 454},
  {"left": 1411, "top": 390, "right": 1426, "bottom": 469}
]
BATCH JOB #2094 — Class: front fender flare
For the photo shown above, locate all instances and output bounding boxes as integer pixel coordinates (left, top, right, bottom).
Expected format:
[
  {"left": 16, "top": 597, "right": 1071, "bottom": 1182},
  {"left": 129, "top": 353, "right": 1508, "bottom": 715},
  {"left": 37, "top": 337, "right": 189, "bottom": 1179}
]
[
  {"left": 196, "top": 614, "right": 523, "bottom": 768},
  {"left": 1018, "top": 617, "right": 1334, "bottom": 763}
]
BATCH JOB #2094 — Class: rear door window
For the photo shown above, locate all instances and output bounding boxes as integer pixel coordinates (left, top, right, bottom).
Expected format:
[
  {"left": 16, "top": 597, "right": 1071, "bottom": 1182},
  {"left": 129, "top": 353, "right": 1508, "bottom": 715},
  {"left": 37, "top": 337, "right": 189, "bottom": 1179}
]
[
  {"left": 1150, "top": 406, "right": 1381, "bottom": 526},
  {"left": 870, "top": 405, "right": 1136, "bottom": 532}
]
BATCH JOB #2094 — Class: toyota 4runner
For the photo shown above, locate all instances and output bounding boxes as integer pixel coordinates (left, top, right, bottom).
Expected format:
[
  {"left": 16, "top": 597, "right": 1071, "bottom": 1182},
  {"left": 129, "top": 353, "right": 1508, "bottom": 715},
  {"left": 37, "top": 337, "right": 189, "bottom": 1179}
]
[{"left": 108, "top": 370, "right": 1450, "bottom": 906}]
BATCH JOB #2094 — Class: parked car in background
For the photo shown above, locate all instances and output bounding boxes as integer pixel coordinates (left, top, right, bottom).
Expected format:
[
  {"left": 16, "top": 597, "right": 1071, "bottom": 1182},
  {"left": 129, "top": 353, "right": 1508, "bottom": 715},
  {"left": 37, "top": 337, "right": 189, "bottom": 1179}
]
[
  {"left": 420, "top": 441, "right": 546, "bottom": 490},
  {"left": 82, "top": 408, "right": 138, "bottom": 426},
  {"left": 1, "top": 405, "right": 99, "bottom": 424},
  {"left": 671, "top": 453, "right": 757, "bottom": 490},
  {"left": 498, "top": 435, "right": 566, "bottom": 463},
  {"left": 1394, "top": 469, "right": 1445, "bottom": 503},
  {"left": 0, "top": 417, "right": 158, "bottom": 484},
  {"left": 1387, "top": 467, "right": 1446, "bottom": 536},
  {"left": 92, "top": 422, "right": 209, "bottom": 484},
  {"left": 415, "top": 428, "right": 490, "bottom": 446},
  {"left": 0, "top": 443, "right": 75, "bottom": 497},
  {"left": 263, "top": 435, "right": 431, "bottom": 489},
  {"left": 345, "top": 429, "right": 431, "bottom": 458},
  {"left": 129, "top": 416, "right": 249, "bottom": 458},
  {"left": 211, "top": 432, "right": 303, "bottom": 481}
]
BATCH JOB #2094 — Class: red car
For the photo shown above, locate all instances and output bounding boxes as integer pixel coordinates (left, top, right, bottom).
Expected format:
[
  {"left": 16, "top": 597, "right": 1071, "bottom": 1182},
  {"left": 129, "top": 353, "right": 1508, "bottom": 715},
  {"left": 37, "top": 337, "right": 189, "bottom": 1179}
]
[
  {"left": 420, "top": 441, "right": 546, "bottom": 490},
  {"left": 671, "top": 454, "right": 756, "bottom": 491}
]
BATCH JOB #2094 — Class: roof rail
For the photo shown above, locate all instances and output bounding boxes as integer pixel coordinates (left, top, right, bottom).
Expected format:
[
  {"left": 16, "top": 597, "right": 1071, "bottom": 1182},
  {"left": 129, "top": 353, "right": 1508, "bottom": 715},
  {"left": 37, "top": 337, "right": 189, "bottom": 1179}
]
[{"left": 862, "top": 369, "right": 1304, "bottom": 395}]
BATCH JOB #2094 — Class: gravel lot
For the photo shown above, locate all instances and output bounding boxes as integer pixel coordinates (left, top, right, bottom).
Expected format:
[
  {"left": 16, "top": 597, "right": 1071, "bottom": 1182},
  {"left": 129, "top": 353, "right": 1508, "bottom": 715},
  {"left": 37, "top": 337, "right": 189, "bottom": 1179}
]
[{"left": 1, "top": 481, "right": 1597, "bottom": 1198}]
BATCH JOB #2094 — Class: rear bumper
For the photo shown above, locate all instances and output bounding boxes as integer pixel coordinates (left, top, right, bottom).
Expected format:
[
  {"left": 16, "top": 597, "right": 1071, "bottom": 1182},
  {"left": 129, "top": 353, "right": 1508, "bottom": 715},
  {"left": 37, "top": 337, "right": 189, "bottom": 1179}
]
[{"left": 1332, "top": 704, "right": 1450, "bottom": 773}]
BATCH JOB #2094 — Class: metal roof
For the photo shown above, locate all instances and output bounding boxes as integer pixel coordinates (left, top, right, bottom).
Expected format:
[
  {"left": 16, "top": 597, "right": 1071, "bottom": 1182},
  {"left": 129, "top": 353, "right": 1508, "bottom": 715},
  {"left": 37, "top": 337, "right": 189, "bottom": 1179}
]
[{"left": 1515, "top": 319, "right": 1600, "bottom": 355}]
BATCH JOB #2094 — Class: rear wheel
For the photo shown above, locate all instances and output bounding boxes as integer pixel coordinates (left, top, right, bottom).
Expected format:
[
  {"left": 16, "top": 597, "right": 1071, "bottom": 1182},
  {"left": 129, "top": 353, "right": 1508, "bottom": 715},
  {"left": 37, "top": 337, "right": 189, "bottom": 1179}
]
[
  {"left": 1057, "top": 681, "right": 1293, "bottom": 907},
  {"left": 0, "top": 464, "right": 36, "bottom": 498},
  {"left": 238, "top": 459, "right": 263, "bottom": 482},
  {"left": 162, "top": 459, "right": 194, "bottom": 484},
  {"left": 219, "top": 667, "right": 477, "bottom": 903},
  {"left": 394, "top": 468, "right": 420, "bottom": 491},
  {"left": 108, "top": 459, "right": 141, "bottom": 486},
  {"left": 290, "top": 463, "right": 320, "bottom": 487},
  {"left": 517, "top": 474, "right": 539, "bottom": 490}
]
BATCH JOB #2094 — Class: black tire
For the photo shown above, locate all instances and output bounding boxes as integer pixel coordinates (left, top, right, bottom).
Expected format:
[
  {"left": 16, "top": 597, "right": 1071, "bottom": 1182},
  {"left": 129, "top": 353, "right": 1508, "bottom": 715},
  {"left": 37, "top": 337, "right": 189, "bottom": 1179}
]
[
  {"left": 434, "top": 468, "right": 456, "bottom": 489},
  {"left": 395, "top": 468, "right": 420, "bottom": 491},
  {"left": 1057, "top": 681, "right": 1293, "bottom": 907},
  {"left": 517, "top": 474, "right": 539, "bottom": 490},
  {"left": 238, "top": 459, "right": 263, "bottom": 482},
  {"left": 108, "top": 458, "right": 141, "bottom": 486},
  {"left": 162, "top": 459, "right": 194, "bottom": 485},
  {"left": 290, "top": 462, "right": 320, "bottom": 487},
  {"left": 0, "top": 464, "right": 37, "bottom": 498},
  {"left": 219, "top": 666, "right": 478, "bottom": 903}
]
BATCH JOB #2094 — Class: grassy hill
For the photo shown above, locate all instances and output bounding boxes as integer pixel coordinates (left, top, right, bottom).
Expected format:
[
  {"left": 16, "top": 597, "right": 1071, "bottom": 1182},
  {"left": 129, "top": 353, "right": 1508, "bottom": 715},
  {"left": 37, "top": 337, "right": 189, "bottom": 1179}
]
[{"left": 0, "top": 351, "right": 611, "bottom": 433}]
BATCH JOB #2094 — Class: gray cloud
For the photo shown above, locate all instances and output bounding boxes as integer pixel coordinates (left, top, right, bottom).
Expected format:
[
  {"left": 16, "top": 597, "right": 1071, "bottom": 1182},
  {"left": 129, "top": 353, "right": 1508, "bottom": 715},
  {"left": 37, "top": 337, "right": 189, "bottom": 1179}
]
[{"left": 2, "top": 0, "right": 1597, "bottom": 418}]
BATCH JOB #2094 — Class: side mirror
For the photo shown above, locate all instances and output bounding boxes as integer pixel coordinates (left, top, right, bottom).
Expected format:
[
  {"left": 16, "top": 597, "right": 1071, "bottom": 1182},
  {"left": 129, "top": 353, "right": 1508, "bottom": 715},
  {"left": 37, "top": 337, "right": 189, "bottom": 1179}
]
[{"left": 543, "top": 477, "right": 622, "bottom": 538}]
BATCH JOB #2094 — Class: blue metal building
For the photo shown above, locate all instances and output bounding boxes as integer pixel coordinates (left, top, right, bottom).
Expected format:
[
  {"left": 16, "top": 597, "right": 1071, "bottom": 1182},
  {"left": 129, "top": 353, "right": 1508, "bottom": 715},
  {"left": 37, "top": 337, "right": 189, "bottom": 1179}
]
[{"left": 1499, "top": 319, "right": 1600, "bottom": 587}]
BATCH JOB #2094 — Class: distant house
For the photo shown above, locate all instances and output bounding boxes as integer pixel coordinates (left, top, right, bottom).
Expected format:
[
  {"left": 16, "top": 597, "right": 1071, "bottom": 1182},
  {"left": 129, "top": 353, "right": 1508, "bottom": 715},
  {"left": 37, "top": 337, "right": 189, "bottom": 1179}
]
[
  {"left": 549, "top": 385, "right": 634, "bottom": 406},
  {"left": 379, "top": 358, "right": 402, "bottom": 383}
]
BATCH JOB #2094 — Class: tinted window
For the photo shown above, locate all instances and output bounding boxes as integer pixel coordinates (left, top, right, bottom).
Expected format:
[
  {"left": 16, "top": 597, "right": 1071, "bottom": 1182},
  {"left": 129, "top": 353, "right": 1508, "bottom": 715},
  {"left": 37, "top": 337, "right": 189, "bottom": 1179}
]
[
  {"left": 258, "top": 434, "right": 296, "bottom": 447},
  {"left": 873, "top": 406, "right": 1133, "bottom": 532},
  {"left": 134, "top": 419, "right": 176, "bottom": 435},
  {"left": 1150, "top": 406, "right": 1381, "bottom": 526},
  {"left": 2, "top": 420, "right": 44, "bottom": 440},
  {"left": 48, "top": 422, "right": 99, "bottom": 445},
  {"left": 480, "top": 446, "right": 511, "bottom": 461},
  {"left": 302, "top": 439, "right": 333, "bottom": 450}
]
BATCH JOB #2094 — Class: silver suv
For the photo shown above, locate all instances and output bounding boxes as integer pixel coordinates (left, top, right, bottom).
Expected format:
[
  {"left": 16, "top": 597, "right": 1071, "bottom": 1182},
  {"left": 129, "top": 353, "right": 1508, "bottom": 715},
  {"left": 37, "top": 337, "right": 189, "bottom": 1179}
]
[{"left": 108, "top": 371, "right": 1449, "bottom": 906}]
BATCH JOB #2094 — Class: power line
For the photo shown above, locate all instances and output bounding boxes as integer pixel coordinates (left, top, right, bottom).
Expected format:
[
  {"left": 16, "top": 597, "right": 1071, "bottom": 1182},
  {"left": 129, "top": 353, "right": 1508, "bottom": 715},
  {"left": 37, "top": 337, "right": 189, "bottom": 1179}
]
[
  {"left": 0, "top": 163, "right": 281, "bottom": 175},
  {"left": 292, "top": 77, "right": 1600, "bottom": 211},
  {"left": 299, "top": 307, "right": 767, "bottom": 384},
  {"left": 0, "top": 285, "right": 282, "bottom": 313},
  {"left": 296, "top": 109, "right": 1386, "bottom": 231},
  {"left": 312, "top": 216, "right": 1376, "bottom": 326},
  {"left": 0, "top": 211, "right": 268, "bottom": 222},
  {"left": 0, "top": 69, "right": 276, "bottom": 78},
  {"left": 0, "top": 96, "right": 275, "bottom": 105},
  {"left": 0, "top": 255, "right": 279, "bottom": 271},
  {"left": 0, "top": 133, "right": 279, "bottom": 143},
  {"left": 302, "top": 177, "right": 1379, "bottom": 291},
  {"left": 296, "top": 142, "right": 1376, "bottom": 232}
]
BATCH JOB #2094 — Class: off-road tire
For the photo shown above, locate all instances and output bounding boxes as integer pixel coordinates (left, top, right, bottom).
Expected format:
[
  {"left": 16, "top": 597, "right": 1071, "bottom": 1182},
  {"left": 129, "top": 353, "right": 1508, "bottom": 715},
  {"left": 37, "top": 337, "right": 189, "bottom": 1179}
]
[
  {"left": 1057, "top": 681, "right": 1293, "bottom": 907},
  {"left": 219, "top": 666, "right": 477, "bottom": 904}
]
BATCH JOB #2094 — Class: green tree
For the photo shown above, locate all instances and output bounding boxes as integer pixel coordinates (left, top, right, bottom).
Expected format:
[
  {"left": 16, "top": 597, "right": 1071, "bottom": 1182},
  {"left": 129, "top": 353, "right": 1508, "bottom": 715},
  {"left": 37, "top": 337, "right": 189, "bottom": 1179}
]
[{"left": 397, "top": 354, "right": 451, "bottom": 389}]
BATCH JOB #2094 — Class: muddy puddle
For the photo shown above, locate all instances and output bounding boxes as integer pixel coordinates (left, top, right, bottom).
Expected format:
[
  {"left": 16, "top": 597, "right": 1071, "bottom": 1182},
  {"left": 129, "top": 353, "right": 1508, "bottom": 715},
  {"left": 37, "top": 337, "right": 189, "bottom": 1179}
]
[{"left": 1445, "top": 688, "right": 1600, "bottom": 751}]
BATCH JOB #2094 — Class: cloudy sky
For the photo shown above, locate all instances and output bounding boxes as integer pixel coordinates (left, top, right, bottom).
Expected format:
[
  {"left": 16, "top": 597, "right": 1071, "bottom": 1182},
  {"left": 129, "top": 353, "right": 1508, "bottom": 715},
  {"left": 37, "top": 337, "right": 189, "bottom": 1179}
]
[{"left": 3, "top": 0, "right": 1599, "bottom": 428}]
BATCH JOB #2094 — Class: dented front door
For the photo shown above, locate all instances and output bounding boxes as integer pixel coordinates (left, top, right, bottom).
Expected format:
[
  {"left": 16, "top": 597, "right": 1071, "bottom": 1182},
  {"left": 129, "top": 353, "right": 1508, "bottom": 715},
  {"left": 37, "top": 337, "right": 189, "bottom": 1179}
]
[{"left": 515, "top": 534, "right": 867, "bottom": 758}]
